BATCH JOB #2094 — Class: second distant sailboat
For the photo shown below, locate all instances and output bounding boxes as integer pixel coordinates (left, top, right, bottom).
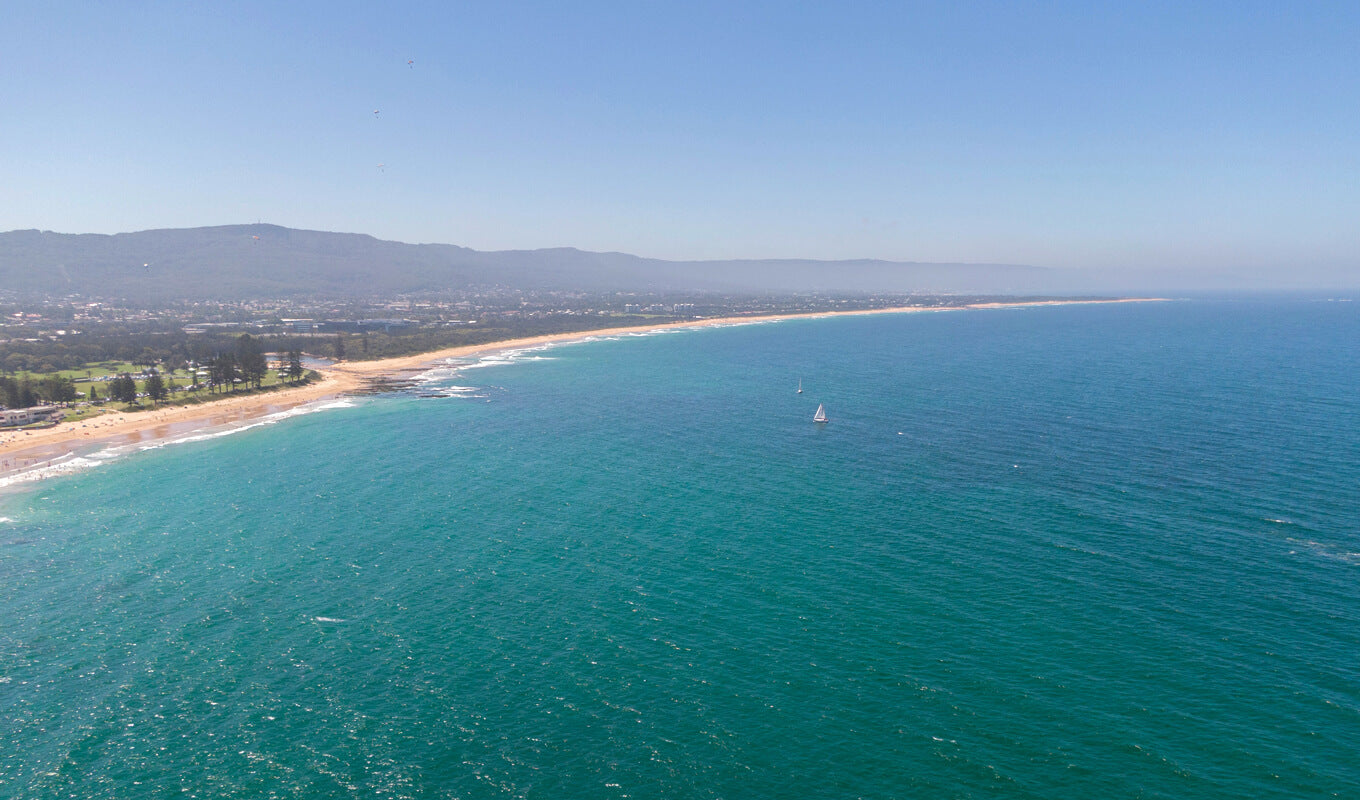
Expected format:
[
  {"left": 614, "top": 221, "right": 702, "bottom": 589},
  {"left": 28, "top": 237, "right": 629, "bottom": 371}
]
[{"left": 813, "top": 403, "right": 828, "bottom": 423}]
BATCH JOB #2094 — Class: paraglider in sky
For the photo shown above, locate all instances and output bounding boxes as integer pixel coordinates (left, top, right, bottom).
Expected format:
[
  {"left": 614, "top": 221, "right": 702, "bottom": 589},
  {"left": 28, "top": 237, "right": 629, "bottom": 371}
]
[
  {"left": 407, "top": 59, "right": 414, "bottom": 68},
  {"left": 373, "top": 109, "right": 380, "bottom": 118},
  {"left": 377, "top": 163, "right": 385, "bottom": 172}
]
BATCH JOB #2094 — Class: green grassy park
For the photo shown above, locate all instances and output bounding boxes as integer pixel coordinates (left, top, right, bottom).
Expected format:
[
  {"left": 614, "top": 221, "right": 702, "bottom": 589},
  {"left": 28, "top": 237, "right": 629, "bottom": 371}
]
[{"left": 6, "top": 359, "right": 318, "bottom": 424}]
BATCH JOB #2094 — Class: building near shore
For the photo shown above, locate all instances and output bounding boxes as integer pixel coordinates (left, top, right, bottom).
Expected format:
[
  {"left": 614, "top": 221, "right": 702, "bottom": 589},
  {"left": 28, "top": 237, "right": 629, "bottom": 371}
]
[{"left": 0, "top": 405, "right": 59, "bottom": 427}]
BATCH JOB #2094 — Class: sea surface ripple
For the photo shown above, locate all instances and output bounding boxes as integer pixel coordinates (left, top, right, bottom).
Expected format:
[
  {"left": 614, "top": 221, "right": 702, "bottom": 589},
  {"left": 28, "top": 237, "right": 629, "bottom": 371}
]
[{"left": 1, "top": 297, "right": 1357, "bottom": 798}]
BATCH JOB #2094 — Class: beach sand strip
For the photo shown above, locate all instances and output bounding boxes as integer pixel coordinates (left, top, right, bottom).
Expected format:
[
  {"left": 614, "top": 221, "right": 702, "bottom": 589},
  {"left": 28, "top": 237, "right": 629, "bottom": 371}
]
[{"left": 0, "top": 299, "right": 1163, "bottom": 479}]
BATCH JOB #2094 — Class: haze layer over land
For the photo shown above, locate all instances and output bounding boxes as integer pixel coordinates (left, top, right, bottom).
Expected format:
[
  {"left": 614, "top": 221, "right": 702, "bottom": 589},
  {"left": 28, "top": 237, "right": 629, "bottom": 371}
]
[{"left": 4, "top": 224, "right": 1346, "bottom": 301}]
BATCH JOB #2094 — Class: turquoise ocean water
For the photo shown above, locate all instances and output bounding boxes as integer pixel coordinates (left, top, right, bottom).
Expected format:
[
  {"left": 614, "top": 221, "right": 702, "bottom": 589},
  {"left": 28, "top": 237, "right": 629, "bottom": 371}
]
[{"left": 2, "top": 297, "right": 1358, "bottom": 798}]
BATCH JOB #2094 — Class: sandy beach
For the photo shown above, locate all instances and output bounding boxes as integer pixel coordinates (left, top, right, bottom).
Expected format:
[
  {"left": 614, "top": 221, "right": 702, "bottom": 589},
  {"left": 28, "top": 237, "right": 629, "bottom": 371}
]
[{"left": 0, "top": 298, "right": 1161, "bottom": 479}]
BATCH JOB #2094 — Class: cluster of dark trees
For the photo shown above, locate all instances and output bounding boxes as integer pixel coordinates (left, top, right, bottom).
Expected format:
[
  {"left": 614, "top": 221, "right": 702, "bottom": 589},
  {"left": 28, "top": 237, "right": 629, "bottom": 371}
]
[
  {"left": 98, "top": 372, "right": 175, "bottom": 406},
  {"left": 103, "top": 334, "right": 279, "bottom": 403},
  {"left": 0, "top": 311, "right": 671, "bottom": 374},
  {"left": 0, "top": 335, "right": 311, "bottom": 410},
  {"left": 103, "top": 374, "right": 145, "bottom": 404},
  {"left": 201, "top": 334, "right": 269, "bottom": 393},
  {"left": 198, "top": 339, "right": 305, "bottom": 394},
  {"left": 1, "top": 374, "right": 77, "bottom": 408},
  {"left": 0, "top": 328, "right": 291, "bottom": 375},
  {"left": 285, "top": 349, "right": 304, "bottom": 381}
]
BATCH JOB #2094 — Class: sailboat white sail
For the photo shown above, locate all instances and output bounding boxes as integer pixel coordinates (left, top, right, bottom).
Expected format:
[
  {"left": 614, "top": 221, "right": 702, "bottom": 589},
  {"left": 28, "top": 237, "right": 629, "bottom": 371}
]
[{"left": 813, "top": 403, "right": 828, "bottom": 423}]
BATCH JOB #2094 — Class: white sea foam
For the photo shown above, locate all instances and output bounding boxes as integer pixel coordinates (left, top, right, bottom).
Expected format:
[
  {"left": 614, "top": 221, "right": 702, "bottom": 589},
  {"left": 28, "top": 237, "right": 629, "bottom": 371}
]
[
  {"left": 702, "top": 319, "right": 784, "bottom": 329},
  {"left": 414, "top": 367, "right": 465, "bottom": 382},
  {"left": 1287, "top": 537, "right": 1360, "bottom": 565},
  {"left": 314, "top": 617, "right": 346, "bottom": 623},
  {"left": 456, "top": 355, "right": 520, "bottom": 371},
  {"left": 415, "top": 385, "right": 485, "bottom": 399},
  {"left": 417, "top": 329, "right": 689, "bottom": 387},
  {"left": 411, "top": 342, "right": 575, "bottom": 397},
  {"left": 404, "top": 323, "right": 744, "bottom": 397},
  {"left": 137, "top": 399, "right": 359, "bottom": 451},
  {"left": 0, "top": 399, "right": 359, "bottom": 489},
  {"left": 0, "top": 452, "right": 106, "bottom": 489}
]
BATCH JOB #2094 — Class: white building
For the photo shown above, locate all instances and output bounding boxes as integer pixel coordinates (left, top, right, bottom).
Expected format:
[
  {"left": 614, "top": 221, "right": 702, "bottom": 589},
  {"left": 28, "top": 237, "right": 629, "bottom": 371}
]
[{"left": 0, "top": 405, "right": 59, "bottom": 428}]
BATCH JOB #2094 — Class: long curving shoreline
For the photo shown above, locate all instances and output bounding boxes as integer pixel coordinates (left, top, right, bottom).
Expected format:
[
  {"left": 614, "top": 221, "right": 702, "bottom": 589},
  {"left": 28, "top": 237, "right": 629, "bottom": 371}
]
[{"left": 0, "top": 298, "right": 1163, "bottom": 481}]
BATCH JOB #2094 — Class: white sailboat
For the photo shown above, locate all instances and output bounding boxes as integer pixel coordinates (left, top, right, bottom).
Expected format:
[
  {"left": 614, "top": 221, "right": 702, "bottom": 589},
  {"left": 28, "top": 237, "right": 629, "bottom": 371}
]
[
  {"left": 813, "top": 403, "right": 828, "bottom": 423},
  {"left": 797, "top": 379, "right": 803, "bottom": 394}
]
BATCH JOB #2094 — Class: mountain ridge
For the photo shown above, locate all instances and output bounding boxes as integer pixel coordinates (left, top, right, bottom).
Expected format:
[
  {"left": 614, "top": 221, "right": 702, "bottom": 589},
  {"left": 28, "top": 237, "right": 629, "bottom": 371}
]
[{"left": 1, "top": 224, "right": 1050, "bottom": 301}]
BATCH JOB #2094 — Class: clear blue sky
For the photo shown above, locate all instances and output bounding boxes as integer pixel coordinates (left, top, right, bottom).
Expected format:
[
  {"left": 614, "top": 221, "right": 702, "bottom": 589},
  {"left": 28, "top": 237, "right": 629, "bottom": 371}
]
[{"left": 2, "top": 1, "right": 1357, "bottom": 282}]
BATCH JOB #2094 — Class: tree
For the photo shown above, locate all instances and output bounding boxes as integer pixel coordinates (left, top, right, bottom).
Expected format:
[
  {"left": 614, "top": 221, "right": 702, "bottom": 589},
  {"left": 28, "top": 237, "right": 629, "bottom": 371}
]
[
  {"left": 120, "top": 375, "right": 137, "bottom": 404},
  {"left": 334, "top": 334, "right": 346, "bottom": 361},
  {"left": 0, "top": 376, "right": 21, "bottom": 408},
  {"left": 211, "top": 353, "right": 238, "bottom": 393},
  {"left": 287, "top": 349, "right": 304, "bottom": 382},
  {"left": 206, "top": 357, "right": 221, "bottom": 393},
  {"left": 87, "top": 383, "right": 100, "bottom": 403},
  {"left": 38, "top": 375, "right": 77, "bottom": 403},
  {"left": 234, "top": 334, "right": 267, "bottom": 389},
  {"left": 110, "top": 374, "right": 138, "bottom": 404},
  {"left": 16, "top": 378, "right": 37, "bottom": 408},
  {"left": 144, "top": 372, "right": 167, "bottom": 404}
]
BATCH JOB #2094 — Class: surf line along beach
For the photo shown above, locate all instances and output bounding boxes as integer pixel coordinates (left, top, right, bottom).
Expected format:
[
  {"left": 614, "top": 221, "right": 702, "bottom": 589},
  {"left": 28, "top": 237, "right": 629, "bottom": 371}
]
[{"left": 0, "top": 298, "right": 1161, "bottom": 481}]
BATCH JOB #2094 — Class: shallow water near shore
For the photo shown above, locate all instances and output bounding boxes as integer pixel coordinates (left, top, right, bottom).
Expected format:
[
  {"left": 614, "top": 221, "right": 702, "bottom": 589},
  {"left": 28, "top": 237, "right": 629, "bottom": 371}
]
[{"left": 2, "top": 297, "right": 1358, "bottom": 798}]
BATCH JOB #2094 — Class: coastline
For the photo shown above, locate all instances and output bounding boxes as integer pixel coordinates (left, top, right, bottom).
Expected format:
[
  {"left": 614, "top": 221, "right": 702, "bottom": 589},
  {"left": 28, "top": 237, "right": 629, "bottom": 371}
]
[{"left": 0, "top": 297, "right": 1162, "bottom": 481}]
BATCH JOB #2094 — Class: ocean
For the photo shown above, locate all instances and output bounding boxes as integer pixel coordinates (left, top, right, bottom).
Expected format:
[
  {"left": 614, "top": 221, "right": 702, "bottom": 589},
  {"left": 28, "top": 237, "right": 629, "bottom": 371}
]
[{"left": 2, "top": 297, "right": 1357, "bottom": 798}]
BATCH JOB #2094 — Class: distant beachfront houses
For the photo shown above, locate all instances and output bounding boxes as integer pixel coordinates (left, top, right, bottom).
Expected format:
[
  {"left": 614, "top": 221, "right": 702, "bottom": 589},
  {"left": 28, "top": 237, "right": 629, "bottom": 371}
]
[{"left": 0, "top": 405, "right": 59, "bottom": 428}]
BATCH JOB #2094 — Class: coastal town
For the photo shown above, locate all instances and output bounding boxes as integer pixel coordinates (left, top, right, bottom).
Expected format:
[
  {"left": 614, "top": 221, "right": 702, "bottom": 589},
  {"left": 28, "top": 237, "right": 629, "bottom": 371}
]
[
  {"left": 0, "top": 287, "right": 1060, "bottom": 408},
  {"left": 0, "top": 287, "right": 1010, "bottom": 369},
  {"left": 0, "top": 294, "right": 1141, "bottom": 481}
]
